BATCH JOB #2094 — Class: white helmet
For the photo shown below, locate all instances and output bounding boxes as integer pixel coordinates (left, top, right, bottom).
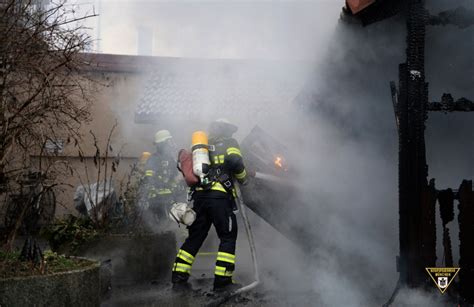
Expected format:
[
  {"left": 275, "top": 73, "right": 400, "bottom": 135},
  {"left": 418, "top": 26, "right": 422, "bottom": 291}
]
[{"left": 154, "top": 130, "right": 172, "bottom": 144}]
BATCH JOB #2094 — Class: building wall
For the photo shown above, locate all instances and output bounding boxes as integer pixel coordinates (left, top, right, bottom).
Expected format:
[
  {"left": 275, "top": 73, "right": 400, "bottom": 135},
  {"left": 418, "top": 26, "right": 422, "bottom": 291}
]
[
  {"left": 30, "top": 54, "right": 159, "bottom": 217},
  {"left": 20, "top": 53, "right": 286, "bottom": 217},
  {"left": 37, "top": 54, "right": 224, "bottom": 216}
]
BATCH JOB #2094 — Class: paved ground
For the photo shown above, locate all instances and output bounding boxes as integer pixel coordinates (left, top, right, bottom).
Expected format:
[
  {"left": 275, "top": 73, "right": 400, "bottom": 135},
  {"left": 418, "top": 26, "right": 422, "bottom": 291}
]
[{"left": 101, "top": 278, "right": 323, "bottom": 307}]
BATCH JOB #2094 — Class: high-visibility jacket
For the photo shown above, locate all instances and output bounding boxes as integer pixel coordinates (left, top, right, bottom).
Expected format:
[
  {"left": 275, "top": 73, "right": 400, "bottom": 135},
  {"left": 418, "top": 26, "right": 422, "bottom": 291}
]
[
  {"left": 144, "top": 152, "right": 181, "bottom": 198},
  {"left": 195, "top": 137, "right": 247, "bottom": 197}
]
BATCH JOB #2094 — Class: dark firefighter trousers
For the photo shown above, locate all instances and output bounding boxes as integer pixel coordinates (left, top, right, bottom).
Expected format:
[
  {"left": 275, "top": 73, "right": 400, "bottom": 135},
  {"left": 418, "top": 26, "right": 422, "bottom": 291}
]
[{"left": 172, "top": 196, "right": 237, "bottom": 286}]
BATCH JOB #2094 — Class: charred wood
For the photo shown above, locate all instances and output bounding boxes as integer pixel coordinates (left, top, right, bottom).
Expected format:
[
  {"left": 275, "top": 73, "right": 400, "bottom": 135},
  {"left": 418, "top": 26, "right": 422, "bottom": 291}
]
[
  {"left": 429, "top": 6, "right": 474, "bottom": 29},
  {"left": 458, "top": 180, "right": 474, "bottom": 303},
  {"left": 427, "top": 94, "right": 474, "bottom": 112}
]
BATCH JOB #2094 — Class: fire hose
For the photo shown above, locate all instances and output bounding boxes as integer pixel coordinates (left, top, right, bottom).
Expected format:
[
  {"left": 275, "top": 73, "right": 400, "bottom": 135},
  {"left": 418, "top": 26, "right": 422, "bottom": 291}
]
[
  {"left": 206, "top": 183, "right": 260, "bottom": 306},
  {"left": 254, "top": 171, "right": 286, "bottom": 184}
]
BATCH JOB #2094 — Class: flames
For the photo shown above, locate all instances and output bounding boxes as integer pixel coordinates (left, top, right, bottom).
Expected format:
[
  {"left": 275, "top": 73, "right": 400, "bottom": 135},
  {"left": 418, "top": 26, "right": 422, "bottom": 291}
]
[{"left": 274, "top": 156, "right": 283, "bottom": 169}]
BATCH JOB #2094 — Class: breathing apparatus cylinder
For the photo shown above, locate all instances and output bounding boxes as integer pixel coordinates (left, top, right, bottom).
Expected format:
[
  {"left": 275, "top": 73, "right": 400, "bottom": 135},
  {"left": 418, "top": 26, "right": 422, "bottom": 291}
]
[
  {"left": 138, "top": 151, "right": 151, "bottom": 171},
  {"left": 191, "top": 131, "right": 210, "bottom": 184}
]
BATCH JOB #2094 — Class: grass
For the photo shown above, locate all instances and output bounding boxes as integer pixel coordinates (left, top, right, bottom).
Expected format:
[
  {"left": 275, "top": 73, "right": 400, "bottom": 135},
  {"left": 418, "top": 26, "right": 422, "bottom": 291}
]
[{"left": 0, "top": 250, "right": 93, "bottom": 279}]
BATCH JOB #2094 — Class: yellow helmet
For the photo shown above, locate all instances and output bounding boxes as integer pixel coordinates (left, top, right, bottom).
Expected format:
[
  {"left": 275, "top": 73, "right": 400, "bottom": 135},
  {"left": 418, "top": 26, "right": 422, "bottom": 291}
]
[{"left": 154, "top": 130, "right": 172, "bottom": 144}]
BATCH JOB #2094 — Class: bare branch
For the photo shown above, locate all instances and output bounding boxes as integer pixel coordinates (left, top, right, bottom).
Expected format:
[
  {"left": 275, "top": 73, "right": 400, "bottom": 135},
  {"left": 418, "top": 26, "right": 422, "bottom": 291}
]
[{"left": 0, "top": 0, "right": 97, "bottom": 248}]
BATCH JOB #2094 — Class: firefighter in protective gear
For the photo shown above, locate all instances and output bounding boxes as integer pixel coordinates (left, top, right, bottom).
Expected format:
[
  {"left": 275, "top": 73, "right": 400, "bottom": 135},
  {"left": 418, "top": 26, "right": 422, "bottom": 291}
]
[
  {"left": 143, "top": 130, "right": 185, "bottom": 222},
  {"left": 171, "top": 119, "right": 248, "bottom": 291}
]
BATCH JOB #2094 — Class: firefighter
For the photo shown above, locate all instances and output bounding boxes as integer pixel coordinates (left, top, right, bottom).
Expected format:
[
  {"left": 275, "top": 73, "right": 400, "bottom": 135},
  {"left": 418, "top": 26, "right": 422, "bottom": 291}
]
[
  {"left": 143, "top": 130, "right": 184, "bottom": 223},
  {"left": 171, "top": 119, "right": 248, "bottom": 291}
]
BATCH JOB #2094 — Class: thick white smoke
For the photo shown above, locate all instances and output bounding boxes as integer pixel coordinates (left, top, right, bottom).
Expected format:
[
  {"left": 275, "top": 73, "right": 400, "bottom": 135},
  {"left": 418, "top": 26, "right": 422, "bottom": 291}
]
[{"left": 73, "top": 0, "right": 473, "bottom": 305}]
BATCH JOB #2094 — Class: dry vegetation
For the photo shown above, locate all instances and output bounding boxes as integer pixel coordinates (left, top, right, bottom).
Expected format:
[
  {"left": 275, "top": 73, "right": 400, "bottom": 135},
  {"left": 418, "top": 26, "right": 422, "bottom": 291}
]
[{"left": 0, "top": 0, "right": 97, "bottom": 249}]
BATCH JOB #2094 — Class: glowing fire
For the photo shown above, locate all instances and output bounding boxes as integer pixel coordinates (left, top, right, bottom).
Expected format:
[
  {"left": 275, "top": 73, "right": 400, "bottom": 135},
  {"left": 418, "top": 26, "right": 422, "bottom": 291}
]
[{"left": 274, "top": 156, "right": 283, "bottom": 168}]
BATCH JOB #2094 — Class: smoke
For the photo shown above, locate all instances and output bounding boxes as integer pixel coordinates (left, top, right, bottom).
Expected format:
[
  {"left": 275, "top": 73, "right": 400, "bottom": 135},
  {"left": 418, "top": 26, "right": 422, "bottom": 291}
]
[
  {"left": 84, "top": 0, "right": 340, "bottom": 60},
  {"left": 72, "top": 0, "right": 473, "bottom": 305},
  {"left": 281, "top": 1, "right": 472, "bottom": 306}
]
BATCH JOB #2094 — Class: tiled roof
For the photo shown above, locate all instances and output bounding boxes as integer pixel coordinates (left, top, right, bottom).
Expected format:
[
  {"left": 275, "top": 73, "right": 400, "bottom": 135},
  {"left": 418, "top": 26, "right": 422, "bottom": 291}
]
[{"left": 135, "top": 58, "right": 307, "bottom": 122}]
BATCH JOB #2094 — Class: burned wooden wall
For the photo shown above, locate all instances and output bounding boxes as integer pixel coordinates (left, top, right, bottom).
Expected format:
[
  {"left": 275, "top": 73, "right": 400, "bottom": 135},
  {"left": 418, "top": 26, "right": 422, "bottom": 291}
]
[
  {"left": 395, "top": 0, "right": 433, "bottom": 288},
  {"left": 458, "top": 181, "right": 474, "bottom": 302},
  {"left": 392, "top": 0, "right": 474, "bottom": 302}
]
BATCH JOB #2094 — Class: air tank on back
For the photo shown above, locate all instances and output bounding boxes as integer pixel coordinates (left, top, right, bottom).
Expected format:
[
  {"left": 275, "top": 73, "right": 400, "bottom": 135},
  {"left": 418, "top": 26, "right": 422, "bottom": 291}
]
[{"left": 191, "top": 131, "right": 210, "bottom": 183}]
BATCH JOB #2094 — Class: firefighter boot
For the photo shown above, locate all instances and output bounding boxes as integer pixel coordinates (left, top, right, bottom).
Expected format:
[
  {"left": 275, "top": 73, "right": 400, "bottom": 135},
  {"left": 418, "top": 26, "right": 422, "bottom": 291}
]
[
  {"left": 172, "top": 271, "right": 190, "bottom": 285},
  {"left": 213, "top": 277, "right": 242, "bottom": 292}
]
